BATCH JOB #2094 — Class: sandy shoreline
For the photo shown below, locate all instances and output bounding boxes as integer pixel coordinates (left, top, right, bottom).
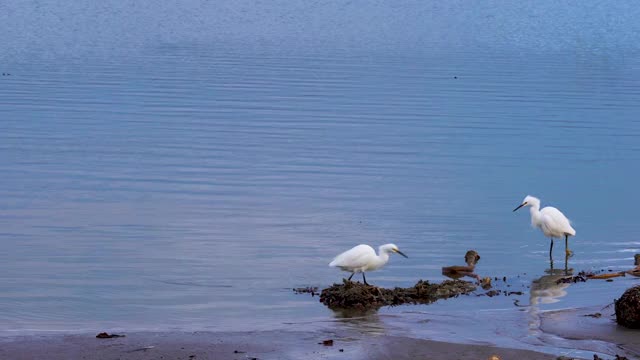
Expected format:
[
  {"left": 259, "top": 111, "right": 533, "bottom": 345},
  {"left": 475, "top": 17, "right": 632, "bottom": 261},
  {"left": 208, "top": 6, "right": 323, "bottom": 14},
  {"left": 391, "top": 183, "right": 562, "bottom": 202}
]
[
  {"left": 2, "top": 301, "right": 639, "bottom": 359},
  {"left": 0, "top": 329, "right": 560, "bottom": 360}
]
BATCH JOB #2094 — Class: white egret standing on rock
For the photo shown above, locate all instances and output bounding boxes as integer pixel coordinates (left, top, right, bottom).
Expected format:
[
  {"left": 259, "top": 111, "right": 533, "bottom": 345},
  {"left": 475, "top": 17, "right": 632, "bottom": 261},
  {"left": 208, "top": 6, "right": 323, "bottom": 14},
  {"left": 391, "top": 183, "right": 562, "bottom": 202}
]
[
  {"left": 513, "top": 195, "right": 576, "bottom": 259},
  {"left": 329, "top": 244, "right": 408, "bottom": 285}
]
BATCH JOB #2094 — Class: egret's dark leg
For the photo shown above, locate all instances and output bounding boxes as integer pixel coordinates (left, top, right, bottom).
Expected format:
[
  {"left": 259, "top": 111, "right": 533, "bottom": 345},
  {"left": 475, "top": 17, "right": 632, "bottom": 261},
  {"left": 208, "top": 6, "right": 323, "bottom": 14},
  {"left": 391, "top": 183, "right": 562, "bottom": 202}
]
[
  {"left": 565, "top": 234, "right": 572, "bottom": 257},
  {"left": 348, "top": 273, "right": 355, "bottom": 281},
  {"left": 549, "top": 238, "right": 554, "bottom": 260},
  {"left": 362, "top": 273, "right": 369, "bottom": 286}
]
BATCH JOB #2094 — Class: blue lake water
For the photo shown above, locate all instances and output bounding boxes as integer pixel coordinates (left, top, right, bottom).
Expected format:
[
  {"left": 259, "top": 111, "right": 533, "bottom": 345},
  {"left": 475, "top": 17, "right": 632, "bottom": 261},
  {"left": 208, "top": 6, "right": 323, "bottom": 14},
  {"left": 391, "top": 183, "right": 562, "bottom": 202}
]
[{"left": 1, "top": 0, "right": 640, "bottom": 352}]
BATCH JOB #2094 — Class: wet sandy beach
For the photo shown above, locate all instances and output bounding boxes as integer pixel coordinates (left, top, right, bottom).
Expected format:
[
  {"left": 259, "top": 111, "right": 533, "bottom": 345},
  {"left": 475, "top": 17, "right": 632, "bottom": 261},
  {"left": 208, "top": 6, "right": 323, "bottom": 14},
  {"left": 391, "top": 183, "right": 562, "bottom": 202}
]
[
  {"left": 0, "top": 330, "right": 558, "bottom": 360},
  {"left": 540, "top": 305, "right": 640, "bottom": 358},
  {"left": 2, "top": 296, "right": 639, "bottom": 360}
]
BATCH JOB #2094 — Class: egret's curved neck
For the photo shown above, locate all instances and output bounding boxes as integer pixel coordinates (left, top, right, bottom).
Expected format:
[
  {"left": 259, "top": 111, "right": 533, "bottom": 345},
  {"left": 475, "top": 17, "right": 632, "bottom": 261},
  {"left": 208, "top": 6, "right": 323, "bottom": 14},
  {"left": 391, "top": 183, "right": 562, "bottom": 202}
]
[
  {"left": 375, "top": 248, "right": 391, "bottom": 267},
  {"left": 529, "top": 203, "right": 542, "bottom": 226}
]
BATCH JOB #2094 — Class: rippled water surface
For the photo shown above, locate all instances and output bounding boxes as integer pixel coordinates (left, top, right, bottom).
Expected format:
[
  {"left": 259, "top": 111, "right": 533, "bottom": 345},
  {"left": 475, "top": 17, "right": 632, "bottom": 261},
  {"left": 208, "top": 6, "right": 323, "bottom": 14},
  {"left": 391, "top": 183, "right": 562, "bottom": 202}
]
[{"left": 1, "top": 1, "right": 640, "bottom": 349}]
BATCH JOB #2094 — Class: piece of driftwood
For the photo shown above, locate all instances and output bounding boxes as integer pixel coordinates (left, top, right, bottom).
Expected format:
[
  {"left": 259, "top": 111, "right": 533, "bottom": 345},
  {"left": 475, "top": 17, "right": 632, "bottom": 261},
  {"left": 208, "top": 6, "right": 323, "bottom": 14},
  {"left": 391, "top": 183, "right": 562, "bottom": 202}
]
[{"left": 586, "top": 254, "right": 640, "bottom": 280}]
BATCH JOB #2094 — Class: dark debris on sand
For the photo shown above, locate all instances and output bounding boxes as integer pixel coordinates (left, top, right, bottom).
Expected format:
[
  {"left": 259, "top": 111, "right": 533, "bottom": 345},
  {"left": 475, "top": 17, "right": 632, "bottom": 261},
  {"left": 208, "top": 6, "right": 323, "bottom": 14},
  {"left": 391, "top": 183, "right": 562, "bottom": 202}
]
[
  {"left": 591, "top": 355, "right": 629, "bottom": 360},
  {"left": 96, "top": 332, "right": 125, "bottom": 339},
  {"left": 319, "top": 279, "right": 476, "bottom": 310},
  {"left": 582, "top": 312, "right": 602, "bottom": 318}
]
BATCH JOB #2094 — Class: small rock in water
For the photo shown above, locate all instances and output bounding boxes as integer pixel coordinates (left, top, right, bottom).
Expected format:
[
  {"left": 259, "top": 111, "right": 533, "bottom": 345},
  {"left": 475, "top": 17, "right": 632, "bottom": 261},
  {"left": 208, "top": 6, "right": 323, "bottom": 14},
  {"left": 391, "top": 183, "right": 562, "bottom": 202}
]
[
  {"left": 293, "top": 286, "right": 319, "bottom": 296},
  {"left": 320, "top": 339, "right": 333, "bottom": 346},
  {"left": 480, "top": 277, "right": 492, "bottom": 289}
]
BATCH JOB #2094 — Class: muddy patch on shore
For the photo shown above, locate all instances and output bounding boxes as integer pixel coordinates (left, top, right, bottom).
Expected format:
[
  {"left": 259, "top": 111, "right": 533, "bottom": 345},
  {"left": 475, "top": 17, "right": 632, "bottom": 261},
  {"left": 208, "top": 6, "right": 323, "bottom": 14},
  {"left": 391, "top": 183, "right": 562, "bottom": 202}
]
[{"left": 319, "top": 279, "right": 476, "bottom": 310}]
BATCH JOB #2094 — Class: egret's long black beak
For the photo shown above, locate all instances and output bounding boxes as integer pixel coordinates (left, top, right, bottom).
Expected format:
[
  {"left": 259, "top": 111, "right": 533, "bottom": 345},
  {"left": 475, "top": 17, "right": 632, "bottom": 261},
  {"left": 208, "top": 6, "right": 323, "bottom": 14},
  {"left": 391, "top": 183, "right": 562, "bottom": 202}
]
[
  {"left": 513, "top": 203, "right": 525, "bottom": 212},
  {"left": 395, "top": 250, "right": 408, "bottom": 258}
]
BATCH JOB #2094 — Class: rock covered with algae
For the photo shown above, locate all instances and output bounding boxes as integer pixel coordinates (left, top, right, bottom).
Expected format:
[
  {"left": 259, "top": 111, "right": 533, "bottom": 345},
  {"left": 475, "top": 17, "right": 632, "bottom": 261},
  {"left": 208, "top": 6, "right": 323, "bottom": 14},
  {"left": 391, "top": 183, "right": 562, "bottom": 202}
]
[
  {"left": 615, "top": 285, "right": 640, "bottom": 329},
  {"left": 319, "top": 279, "right": 476, "bottom": 310}
]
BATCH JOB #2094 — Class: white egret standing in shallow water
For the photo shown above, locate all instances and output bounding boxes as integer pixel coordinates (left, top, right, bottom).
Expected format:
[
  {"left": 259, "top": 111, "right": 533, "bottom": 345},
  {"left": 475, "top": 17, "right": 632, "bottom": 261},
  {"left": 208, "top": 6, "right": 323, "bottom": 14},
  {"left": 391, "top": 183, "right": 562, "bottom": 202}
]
[
  {"left": 329, "top": 244, "right": 408, "bottom": 285},
  {"left": 513, "top": 195, "right": 576, "bottom": 259}
]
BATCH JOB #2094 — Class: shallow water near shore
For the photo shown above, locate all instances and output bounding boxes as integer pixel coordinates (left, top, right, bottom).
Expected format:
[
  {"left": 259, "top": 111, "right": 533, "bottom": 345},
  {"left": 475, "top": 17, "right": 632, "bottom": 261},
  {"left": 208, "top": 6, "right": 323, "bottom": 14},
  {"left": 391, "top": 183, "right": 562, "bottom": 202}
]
[{"left": 2, "top": 0, "right": 640, "bottom": 357}]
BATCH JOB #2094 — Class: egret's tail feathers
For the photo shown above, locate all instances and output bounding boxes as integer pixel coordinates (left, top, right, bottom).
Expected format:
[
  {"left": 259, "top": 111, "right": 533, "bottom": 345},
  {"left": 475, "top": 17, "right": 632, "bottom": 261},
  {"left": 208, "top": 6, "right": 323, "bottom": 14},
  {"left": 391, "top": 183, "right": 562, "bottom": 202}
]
[
  {"left": 329, "top": 259, "right": 338, "bottom": 267},
  {"left": 565, "top": 224, "right": 576, "bottom": 236}
]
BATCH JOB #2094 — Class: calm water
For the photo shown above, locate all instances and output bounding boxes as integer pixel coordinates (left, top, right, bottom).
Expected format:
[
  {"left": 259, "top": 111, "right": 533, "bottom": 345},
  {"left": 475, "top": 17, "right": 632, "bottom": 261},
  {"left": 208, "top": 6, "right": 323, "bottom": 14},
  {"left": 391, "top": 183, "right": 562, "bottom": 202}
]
[{"left": 1, "top": 0, "right": 640, "bottom": 351}]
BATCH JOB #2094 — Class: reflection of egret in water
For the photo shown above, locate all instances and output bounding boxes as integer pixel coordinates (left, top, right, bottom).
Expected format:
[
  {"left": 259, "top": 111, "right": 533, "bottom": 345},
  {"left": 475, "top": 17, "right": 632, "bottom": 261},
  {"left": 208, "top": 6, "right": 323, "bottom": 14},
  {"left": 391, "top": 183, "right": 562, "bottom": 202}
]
[
  {"left": 527, "top": 266, "right": 573, "bottom": 343},
  {"left": 530, "top": 268, "right": 573, "bottom": 305},
  {"left": 523, "top": 254, "right": 571, "bottom": 309},
  {"left": 330, "top": 307, "right": 386, "bottom": 336}
]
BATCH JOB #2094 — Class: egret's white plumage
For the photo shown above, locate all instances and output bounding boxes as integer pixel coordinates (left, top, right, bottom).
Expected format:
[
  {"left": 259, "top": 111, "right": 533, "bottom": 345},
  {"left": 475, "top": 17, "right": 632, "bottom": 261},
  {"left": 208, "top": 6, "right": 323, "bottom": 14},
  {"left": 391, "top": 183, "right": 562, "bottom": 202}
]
[
  {"left": 329, "top": 243, "right": 407, "bottom": 285},
  {"left": 514, "top": 195, "right": 576, "bottom": 258}
]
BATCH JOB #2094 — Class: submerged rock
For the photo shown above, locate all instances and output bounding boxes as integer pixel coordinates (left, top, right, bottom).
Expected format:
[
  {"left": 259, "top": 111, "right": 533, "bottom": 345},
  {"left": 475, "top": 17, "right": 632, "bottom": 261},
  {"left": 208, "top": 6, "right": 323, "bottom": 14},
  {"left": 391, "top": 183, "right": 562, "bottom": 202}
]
[
  {"left": 615, "top": 285, "right": 640, "bottom": 329},
  {"left": 319, "top": 279, "right": 476, "bottom": 310}
]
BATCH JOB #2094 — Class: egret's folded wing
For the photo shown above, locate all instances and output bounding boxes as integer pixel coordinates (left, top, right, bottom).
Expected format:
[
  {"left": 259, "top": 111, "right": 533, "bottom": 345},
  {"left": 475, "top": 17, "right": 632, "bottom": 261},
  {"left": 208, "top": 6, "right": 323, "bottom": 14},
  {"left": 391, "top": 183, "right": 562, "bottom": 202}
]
[
  {"left": 540, "top": 207, "right": 573, "bottom": 234},
  {"left": 329, "top": 245, "right": 373, "bottom": 268}
]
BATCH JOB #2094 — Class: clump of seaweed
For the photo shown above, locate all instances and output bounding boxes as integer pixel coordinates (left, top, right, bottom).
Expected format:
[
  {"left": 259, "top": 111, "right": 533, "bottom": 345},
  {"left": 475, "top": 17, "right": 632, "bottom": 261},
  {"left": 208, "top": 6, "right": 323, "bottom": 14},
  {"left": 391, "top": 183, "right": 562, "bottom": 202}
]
[{"left": 319, "top": 279, "right": 476, "bottom": 310}]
